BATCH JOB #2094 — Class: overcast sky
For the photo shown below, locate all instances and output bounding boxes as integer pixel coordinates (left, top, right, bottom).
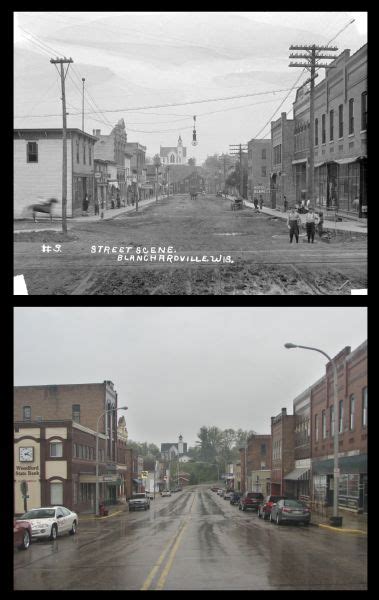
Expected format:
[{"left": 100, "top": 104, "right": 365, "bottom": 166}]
[
  {"left": 14, "top": 307, "right": 367, "bottom": 449},
  {"left": 14, "top": 11, "right": 367, "bottom": 163}
]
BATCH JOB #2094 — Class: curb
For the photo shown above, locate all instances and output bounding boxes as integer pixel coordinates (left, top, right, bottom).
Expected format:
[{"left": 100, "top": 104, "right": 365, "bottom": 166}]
[{"left": 317, "top": 523, "right": 367, "bottom": 534}]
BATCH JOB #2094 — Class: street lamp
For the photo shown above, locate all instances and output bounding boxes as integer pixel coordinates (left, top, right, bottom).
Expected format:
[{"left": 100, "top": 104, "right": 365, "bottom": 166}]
[
  {"left": 284, "top": 342, "right": 342, "bottom": 527},
  {"left": 95, "top": 405, "right": 128, "bottom": 516}
]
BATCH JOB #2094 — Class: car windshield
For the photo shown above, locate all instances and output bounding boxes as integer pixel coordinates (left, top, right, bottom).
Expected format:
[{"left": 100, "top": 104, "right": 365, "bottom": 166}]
[
  {"left": 132, "top": 494, "right": 146, "bottom": 499},
  {"left": 270, "top": 496, "right": 285, "bottom": 503},
  {"left": 283, "top": 500, "right": 305, "bottom": 508},
  {"left": 247, "top": 493, "right": 263, "bottom": 498},
  {"left": 19, "top": 509, "right": 56, "bottom": 519}
]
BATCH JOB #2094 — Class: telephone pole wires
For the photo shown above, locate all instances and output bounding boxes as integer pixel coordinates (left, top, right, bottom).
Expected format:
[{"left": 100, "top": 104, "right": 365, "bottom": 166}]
[
  {"left": 289, "top": 45, "right": 337, "bottom": 205},
  {"left": 229, "top": 144, "right": 248, "bottom": 198},
  {"left": 50, "top": 57, "right": 73, "bottom": 234}
]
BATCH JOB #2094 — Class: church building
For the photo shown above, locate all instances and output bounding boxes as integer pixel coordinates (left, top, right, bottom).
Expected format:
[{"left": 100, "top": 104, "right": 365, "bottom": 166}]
[{"left": 160, "top": 136, "right": 187, "bottom": 165}]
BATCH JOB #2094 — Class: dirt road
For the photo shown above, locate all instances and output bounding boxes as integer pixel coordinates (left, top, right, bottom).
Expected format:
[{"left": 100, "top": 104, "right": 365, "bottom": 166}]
[{"left": 14, "top": 194, "right": 367, "bottom": 295}]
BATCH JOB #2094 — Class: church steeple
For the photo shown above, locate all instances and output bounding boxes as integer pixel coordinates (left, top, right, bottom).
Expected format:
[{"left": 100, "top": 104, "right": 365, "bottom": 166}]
[{"left": 178, "top": 135, "right": 183, "bottom": 146}]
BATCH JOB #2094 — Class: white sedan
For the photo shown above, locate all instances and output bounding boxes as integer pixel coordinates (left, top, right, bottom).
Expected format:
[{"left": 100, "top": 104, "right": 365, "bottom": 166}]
[
  {"left": 161, "top": 490, "right": 171, "bottom": 497},
  {"left": 16, "top": 506, "right": 78, "bottom": 541}
]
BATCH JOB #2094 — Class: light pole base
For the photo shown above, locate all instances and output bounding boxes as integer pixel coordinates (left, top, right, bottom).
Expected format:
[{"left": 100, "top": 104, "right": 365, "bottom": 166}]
[{"left": 329, "top": 516, "right": 343, "bottom": 527}]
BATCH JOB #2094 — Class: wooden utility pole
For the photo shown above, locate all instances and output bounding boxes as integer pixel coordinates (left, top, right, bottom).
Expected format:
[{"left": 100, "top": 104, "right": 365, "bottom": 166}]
[
  {"left": 289, "top": 45, "right": 337, "bottom": 205},
  {"left": 50, "top": 57, "right": 73, "bottom": 234},
  {"left": 229, "top": 144, "right": 248, "bottom": 197}
]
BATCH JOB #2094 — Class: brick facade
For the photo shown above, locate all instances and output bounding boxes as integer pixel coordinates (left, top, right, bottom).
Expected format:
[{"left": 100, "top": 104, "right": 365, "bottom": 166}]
[
  {"left": 270, "top": 408, "right": 295, "bottom": 495},
  {"left": 270, "top": 113, "right": 296, "bottom": 209}
]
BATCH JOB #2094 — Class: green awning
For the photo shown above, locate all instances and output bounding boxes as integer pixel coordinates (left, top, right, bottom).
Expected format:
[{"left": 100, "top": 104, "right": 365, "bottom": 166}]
[{"left": 312, "top": 454, "right": 367, "bottom": 475}]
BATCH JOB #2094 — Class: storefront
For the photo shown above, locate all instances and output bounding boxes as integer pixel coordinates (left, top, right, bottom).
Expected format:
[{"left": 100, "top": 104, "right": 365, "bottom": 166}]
[
  {"left": 311, "top": 454, "right": 367, "bottom": 513},
  {"left": 72, "top": 174, "right": 95, "bottom": 215},
  {"left": 292, "top": 159, "right": 307, "bottom": 205},
  {"left": 314, "top": 156, "right": 367, "bottom": 216}
]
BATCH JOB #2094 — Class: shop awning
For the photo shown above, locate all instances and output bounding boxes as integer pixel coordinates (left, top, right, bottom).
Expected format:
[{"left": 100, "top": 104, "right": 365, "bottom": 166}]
[
  {"left": 283, "top": 468, "right": 310, "bottom": 481},
  {"left": 312, "top": 454, "right": 367, "bottom": 475},
  {"left": 314, "top": 161, "right": 328, "bottom": 168},
  {"left": 109, "top": 181, "right": 119, "bottom": 188},
  {"left": 292, "top": 158, "right": 307, "bottom": 165},
  {"left": 334, "top": 156, "right": 361, "bottom": 165}
]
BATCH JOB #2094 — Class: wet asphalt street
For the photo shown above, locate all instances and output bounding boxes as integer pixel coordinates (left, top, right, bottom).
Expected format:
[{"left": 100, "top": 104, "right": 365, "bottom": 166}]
[{"left": 13, "top": 485, "right": 367, "bottom": 590}]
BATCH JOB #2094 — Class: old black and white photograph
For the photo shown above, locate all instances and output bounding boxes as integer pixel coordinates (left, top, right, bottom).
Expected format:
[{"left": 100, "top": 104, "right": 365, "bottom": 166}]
[
  {"left": 13, "top": 307, "right": 367, "bottom": 589},
  {"left": 13, "top": 12, "right": 367, "bottom": 294}
]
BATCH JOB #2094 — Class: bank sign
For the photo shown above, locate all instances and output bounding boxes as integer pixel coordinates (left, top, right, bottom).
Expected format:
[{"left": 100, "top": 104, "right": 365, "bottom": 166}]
[{"left": 16, "top": 464, "right": 40, "bottom": 478}]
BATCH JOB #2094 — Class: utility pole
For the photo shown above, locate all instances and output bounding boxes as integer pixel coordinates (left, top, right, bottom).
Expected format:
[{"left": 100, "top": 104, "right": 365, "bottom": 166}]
[
  {"left": 50, "top": 57, "right": 73, "bottom": 234},
  {"left": 82, "top": 77, "right": 85, "bottom": 131},
  {"left": 289, "top": 45, "right": 337, "bottom": 205},
  {"left": 229, "top": 144, "right": 248, "bottom": 198}
]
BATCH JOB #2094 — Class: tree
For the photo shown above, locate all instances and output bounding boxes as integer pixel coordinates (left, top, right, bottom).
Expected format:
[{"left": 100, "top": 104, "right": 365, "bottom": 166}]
[{"left": 188, "top": 157, "right": 196, "bottom": 166}]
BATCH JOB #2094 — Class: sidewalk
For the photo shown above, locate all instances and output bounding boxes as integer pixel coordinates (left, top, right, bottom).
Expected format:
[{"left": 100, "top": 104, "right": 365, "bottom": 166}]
[
  {"left": 310, "top": 509, "right": 367, "bottom": 534},
  {"left": 14, "top": 195, "right": 164, "bottom": 232},
  {"left": 226, "top": 196, "right": 367, "bottom": 235}
]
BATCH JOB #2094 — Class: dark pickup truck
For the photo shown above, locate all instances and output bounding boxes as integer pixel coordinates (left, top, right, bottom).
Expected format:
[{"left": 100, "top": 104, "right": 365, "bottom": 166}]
[
  {"left": 128, "top": 493, "right": 150, "bottom": 511},
  {"left": 238, "top": 492, "right": 264, "bottom": 512}
]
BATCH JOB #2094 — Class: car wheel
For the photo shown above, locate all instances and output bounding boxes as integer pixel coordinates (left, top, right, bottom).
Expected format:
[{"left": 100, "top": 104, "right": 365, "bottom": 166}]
[
  {"left": 69, "top": 520, "right": 77, "bottom": 535},
  {"left": 50, "top": 524, "right": 58, "bottom": 540},
  {"left": 276, "top": 513, "right": 281, "bottom": 526},
  {"left": 258, "top": 509, "right": 262, "bottom": 519},
  {"left": 19, "top": 529, "right": 31, "bottom": 550},
  {"left": 270, "top": 513, "right": 274, "bottom": 523}
]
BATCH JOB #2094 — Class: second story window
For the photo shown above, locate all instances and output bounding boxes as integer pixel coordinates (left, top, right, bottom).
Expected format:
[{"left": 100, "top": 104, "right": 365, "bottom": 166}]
[
  {"left": 339, "top": 104, "right": 343, "bottom": 138},
  {"left": 329, "top": 110, "right": 334, "bottom": 141},
  {"left": 362, "top": 387, "right": 367, "bottom": 428},
  {"left": 361, "top": 92, "right": 367, "bottom": 131},
  {"left": 349, "top": 98, "right": 354, "bottom": 135},
  {"left": 89, "top": 146, "right": 92, "bottom": 166},
  {"left": 50, "top": 441, "right": 63, "bottom": 458},
  {"left": 23, "top": 406, "right": 31, "bottom": 421},
  {"left": 262, "top": 149, "right": 266, "bottom": 160},
  {"left": 261, "top": 166, "right": 266, "bottom": 177},
  {"left": 76, "top": 140, "right": 79, "bottom": 163},
  {"left": 349, "top": 394, "right": 355, "bottom": 430},
  {"left": 315, "top": 118, "right": 318, "bottom": 146},
  {"left": 27, "top": 142, "right": 38, "bottom": 163},
  {"left": 72, "top": 404, "right": 80, "bottom": 423},
  {"left": 315, "top": 414, "right": 319, "bottom": 442},
  {"left": 322, "top": 114, "right": 326, "bottom": 144},
  {"left": 322, "top": 410, "right": 327, "bottom": 438},
  {"left": 83, "top": 144, "right": 86, "bottom": 165}
]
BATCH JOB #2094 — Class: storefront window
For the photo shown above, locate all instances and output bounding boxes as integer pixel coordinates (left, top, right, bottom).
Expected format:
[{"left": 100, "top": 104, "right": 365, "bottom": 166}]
[
  {"left": 313, "top": 475, "right": 327, "bottom": 503},
  {"left": 50, "top": 482, "right": 63, "bottom": 505}
]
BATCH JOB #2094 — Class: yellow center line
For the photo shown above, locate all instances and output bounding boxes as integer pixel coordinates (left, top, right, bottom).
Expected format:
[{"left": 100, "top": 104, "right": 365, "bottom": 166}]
[{"left": 140, "top": 491, "right": 197, "bottom": 591}]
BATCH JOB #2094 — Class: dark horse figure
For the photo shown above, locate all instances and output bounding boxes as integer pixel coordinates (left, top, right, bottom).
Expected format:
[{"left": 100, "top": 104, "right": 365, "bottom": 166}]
[{"left": 28, "top": 198, "right": 58, "bottom": 222}]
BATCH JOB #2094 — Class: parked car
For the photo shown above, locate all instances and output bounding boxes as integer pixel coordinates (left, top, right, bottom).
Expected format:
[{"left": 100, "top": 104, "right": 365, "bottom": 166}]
[
  {"left": 14, "top": 518, "right": 32, "bottom": 550},
  {"left": 230, "top": 491, "right": 243, "bottom": 505},
  {"left": 210, "top": 487, "right": 219, "bottom": 492},
  {"left": 129, "top": 493, "right": 150, "bottom": 511},
  {"left": 258, "top": 495, "right": 288, "bottom": 520},
  {"left": 161, "top": 490, "right": 171, "bottom": 497},
  {"left": 224, "top": 491, "right": 234, "bottom": 501},
  {"left": 217, "top": 489, "right": 225, "bottom": 497},
  {"left": 239, "top": 492, "right": 264, "bottom": 512},
  {"left": 270, "top": 498, "right": 311, "bottom": 526},
  {"left": 16, "top": 506, "right": 78, "bottom": 541}
]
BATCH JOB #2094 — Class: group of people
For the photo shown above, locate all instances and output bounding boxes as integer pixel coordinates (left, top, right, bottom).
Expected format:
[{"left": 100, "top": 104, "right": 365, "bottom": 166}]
[
  {"left": 251, "top": 195, "right": 264, "bottom": 210},
  {"left": 287, "top": 205, "right": 323, "bottom": 243},
  {"left": 82, "top": 190, "right": 124, "bottom": 217}
]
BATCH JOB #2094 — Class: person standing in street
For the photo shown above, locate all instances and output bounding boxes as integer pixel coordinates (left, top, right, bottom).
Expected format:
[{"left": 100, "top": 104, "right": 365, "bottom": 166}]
[
  {"left": 287, "top": 206, "right": 301, "bottom": 244},
  {"left": 305, "top": 207, "right": 319, "bottom": 243},
  {"left": 259, "top": 195, "right": 263, "bottom": 210},
  {"left": 253, "top": 197, "right": 259, "bottom": 210},
  {"left": 283, "top": 196, "right": 288, "bottom": 212},
  {"left": 82, "top": 193, "right": 89, "bottom": 216},
  {"left": 94, "top": 195, "right": 99, "bottom": 216},
  {"left": 317, "top": 210, "right": 324, "bottom": 238}
]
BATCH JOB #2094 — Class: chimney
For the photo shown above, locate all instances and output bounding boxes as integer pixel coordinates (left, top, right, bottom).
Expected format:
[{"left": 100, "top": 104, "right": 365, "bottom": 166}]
[{"left": 93, "top": 129, "right": 101, "bottom": 137}]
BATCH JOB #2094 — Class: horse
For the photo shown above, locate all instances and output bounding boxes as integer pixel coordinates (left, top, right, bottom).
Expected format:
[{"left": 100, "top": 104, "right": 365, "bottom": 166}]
[{"left": 27, "top": 198, "right": 58, "bottom": 222}]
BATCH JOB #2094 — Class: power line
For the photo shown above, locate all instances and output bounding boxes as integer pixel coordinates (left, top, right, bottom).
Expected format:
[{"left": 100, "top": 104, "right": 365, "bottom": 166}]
[{"left": 14, "top": 86, "right": 301, "bottom": 119}]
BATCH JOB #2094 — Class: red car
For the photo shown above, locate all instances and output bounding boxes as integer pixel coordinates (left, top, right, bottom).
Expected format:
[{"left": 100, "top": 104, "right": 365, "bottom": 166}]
[
  {"left": 14, "top": 518, "right": 32, "bottom": 550},
  {"left": 258, "top": 495, "right": 288, "bottom": 520},
  {"left": 238, "top": 492, "right": 264, "bottom": 512}
]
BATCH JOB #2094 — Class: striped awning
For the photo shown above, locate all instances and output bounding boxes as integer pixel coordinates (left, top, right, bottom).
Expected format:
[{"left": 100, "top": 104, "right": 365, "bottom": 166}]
[
  {"left": 292, "top": 158, "right": 307, "bottom": 165},
  {"left": 334, "top": 156, "right": 362, "bottom": 165}
]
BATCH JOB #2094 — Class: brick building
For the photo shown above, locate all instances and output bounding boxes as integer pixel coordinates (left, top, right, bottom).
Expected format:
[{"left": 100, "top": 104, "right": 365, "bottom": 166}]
[
  {"left": 14, "top": 381, "right": 125, "bottom": 513},
  {"left": 283, "top": 385, "right": 315, "bottom": 499},
  {"left": 310, "top": 340, "right": 367, "bottom": 514},
  {"left": 270, "top": 113, "right": 295, "bottom": 209},
  {"left": 93, "top": 119, "right": 129, "bottom": 204},
  {"left": 270, "top": 408, "right": 295, "bottom": 496},
  {"left": 240, "top": 434, "right": 271, "bottom": 493},
  {"left": 247, "top": 138, "right": 271, "bottom": 205},
  {"left": 14, "top": 128, "right": 97, "bottom": 218},
  {"left": 292, "top": 44, "right": 367, "bottom": 217}
]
